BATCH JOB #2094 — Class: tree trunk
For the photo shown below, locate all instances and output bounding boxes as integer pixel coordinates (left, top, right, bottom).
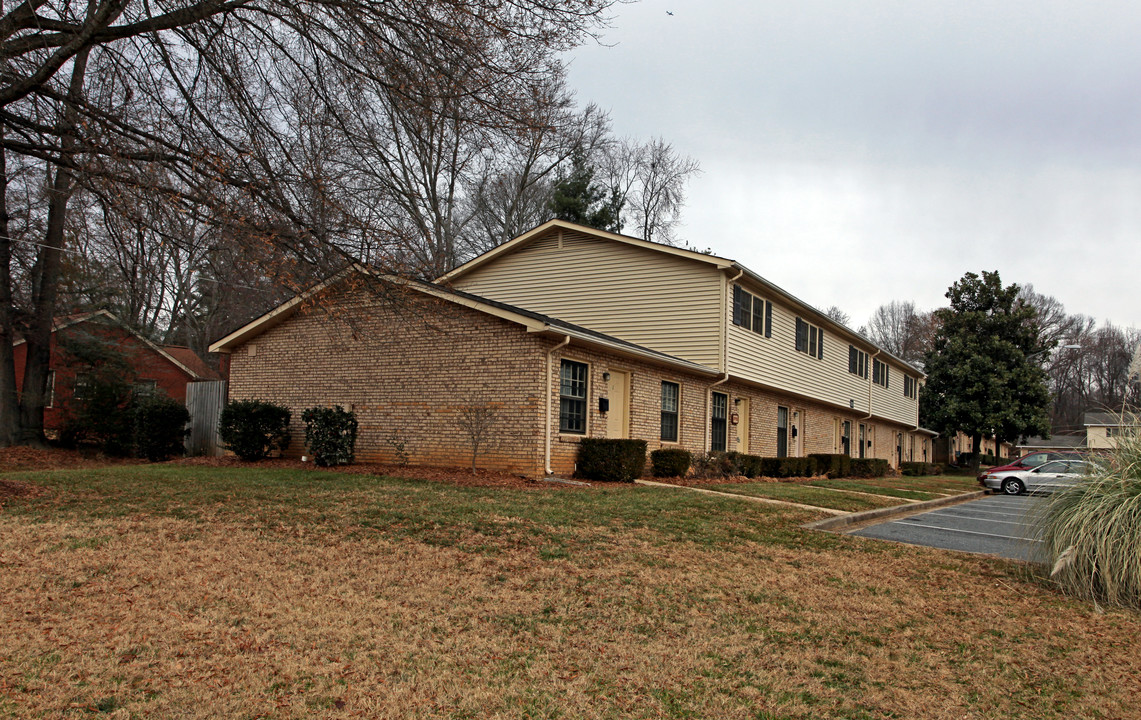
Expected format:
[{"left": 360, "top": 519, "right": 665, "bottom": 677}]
[
  {"left": 970, "top": 433, "right": 983, "bottom": 474},
  {"left": 0, "top": 136, "right": 19, "bottom": 447},
  {"left": 13, "top": 45, "right": 91, "bottom": 446}
]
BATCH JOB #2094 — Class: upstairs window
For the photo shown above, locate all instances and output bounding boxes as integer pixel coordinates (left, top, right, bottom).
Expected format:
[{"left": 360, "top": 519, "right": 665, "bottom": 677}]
[
  {"left": 795, "top": 318, "right": 823, "bottom": 359},
  {"left": 559, "top": 359, "right": 588, "bottom": 434},
  {"left": 904, "top": 375, "right": 917, "bottom": 399},
  {"left": 873, "top": 359, "right": 889, "bottom": 388},
  {"left": 848, "top": 346, "right": 868, "bottom": 378},
  {"left": 732, "top": 285, "right": 771, "bottom": 337}
]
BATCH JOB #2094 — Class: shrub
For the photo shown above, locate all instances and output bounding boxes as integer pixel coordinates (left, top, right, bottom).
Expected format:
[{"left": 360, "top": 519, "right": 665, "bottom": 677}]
[
  {"left": 809, "top": 453, "right": 851, "bottom": 479},
  {"left": 134, "top": 394, "right": 190, "bottom": 461},
  {"left": 576, "top": 438, "right": 647, "bottom": 482},
  {"left": 59, "top": 373, "right": 136, "bottom": 455},
  {"left": 778, "top": 456, "right": 818, "bottom": 478},
  {"left": 850, "top": 458, "right": 889, "bottom": 478},
  {"left": 1040, "top": 415, "right": 1141, "bottom": 609},
  {"left": 218, "top": 399, "right": 291, "bottom": 461},
  {"left": 691, "top": 451, "right": 738, "bottom": 479},
  {"left": 302, "top": 405, "right": 358, "bottom": 467},
  {"left": 900, "top": 461, "right": 941, "bottom": 476},
  {"left": 725, "top": 452, "right": 763, "bottom": 478},
  {"left": 651, "top": 448, "right": 692, "bottom": 478}
]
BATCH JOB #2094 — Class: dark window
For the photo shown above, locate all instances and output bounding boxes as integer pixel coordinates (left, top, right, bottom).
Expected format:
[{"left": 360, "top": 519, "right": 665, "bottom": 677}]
[
  {"left": 848, "top": 346, "right": 868, "bottom": 378},
  {"left": 777, "top": 406, "right": 789, "bottom": 458},
  {"left": 45, "top": 370, "right": 55, "bottom": 408},
  {"left": 732, "top": 285, "right": 750, "bottom": 329},
  {"left": 841, "top": 420, "right": 851, "bottom": 456},
  {"left": 795, "top": 318, "right": 823, "bottom": 359},
  {"left": 133, "top": 379, "right": 158, "bottom": 397},
  {"left": 873, "top": 359, "right": 889, "bottom": 388},
  {"left": 661, "top": 381, "right": 680, "bottom": 443},
  {"left": 752, "top": 298, "right": 765, "bottom": 334},
  {"left": 559, "top": 359, "right": 588, "bottom": 434},
  {"left": 733, "top": 285, "right": 769, "bottom": 338},
  {"left": 903, "top": 375, "right": 916, "bottom": 399},
  {"left": 711, "top": 392, "right": 728, "bottom": 452},
  {"left": 73, "top": 373, "right": 93, "bottom": 401}
]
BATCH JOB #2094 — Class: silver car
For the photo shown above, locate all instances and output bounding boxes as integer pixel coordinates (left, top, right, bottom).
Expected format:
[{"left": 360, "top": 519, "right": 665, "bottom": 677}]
[{"left": 981, "top": 459, "right": 1091, "bottom": 495}]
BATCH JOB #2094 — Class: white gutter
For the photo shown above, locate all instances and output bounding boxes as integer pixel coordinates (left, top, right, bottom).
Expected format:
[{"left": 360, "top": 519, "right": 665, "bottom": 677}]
[{"left": 544, "top": 335, "right": 571, "bottom": 475}]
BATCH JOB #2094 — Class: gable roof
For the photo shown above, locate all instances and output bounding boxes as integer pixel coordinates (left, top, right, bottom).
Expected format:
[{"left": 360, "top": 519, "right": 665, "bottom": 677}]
[
  {"left": 437, "top": 219, "right": 736, "bottom": 283},
  {"left": 437, "top": 219, "right": 925, "bottom": 378},
  {"left": 162, "top": 346, "right": 223, "bottom": 380},
  {"left": 15, "top": 310, "right": 216, "bottom": 380},
  {"left": 209, "top": 266, "right": 720, "bottom": 377},
  {"left": 1085, "top": 412, "right": 1124, "bottom": 427}
]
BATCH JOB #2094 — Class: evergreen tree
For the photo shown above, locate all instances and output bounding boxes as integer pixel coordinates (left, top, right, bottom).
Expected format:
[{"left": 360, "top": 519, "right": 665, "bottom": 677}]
[
  {"left": 921, "top": 271, "right": 1052, "bottom": 469},
  {"left": 548, "top": 151, "right": 623, "bottom": 233}
]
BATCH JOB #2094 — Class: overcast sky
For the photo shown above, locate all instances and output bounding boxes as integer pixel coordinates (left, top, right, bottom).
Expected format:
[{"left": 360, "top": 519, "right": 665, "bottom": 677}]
[{"left": 565, "top": 0, "right": 1141, "bottom": 331}]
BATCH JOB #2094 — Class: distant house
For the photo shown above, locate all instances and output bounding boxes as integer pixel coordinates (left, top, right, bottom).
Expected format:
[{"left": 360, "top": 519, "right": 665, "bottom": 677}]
[
  {"left": 12, "top": 311, "right": 222, "bottom": 435},
  {"left": 212, "top": 220, "right": 936, "bottom": 475},
  {"left": 1014, "top": 434, "right": 1085, "bottom": 455},
  {"left": 932, "top": 431, "right": 1014, "bottom": 465},
  {"left": 1085, "top": 411, "right": 1134, "bottom": 450}
]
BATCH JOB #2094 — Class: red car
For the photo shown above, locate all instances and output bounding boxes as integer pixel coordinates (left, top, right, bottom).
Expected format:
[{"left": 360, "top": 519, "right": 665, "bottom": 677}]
[{"left": 977, "top": 451, "right": 1083, "bottom": 486}]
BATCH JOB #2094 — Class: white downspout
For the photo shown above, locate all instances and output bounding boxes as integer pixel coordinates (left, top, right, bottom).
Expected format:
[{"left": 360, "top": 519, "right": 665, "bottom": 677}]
[{"left": 545, "top": 335, "right": 571, "bottom": 475}]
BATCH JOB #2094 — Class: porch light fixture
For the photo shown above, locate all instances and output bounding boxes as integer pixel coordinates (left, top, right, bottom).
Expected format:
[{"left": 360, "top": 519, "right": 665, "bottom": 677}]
[{"left": 602, "top": 371, "right": 611, "bottom": 382}]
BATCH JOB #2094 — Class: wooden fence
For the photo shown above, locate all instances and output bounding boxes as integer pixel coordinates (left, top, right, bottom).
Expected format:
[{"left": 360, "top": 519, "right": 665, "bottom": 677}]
[{"left": 186, "top": 380, "right": 227, "bottom": 456}]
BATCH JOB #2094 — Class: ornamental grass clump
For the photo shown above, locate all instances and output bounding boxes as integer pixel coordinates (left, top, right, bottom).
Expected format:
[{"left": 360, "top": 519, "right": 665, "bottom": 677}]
[{"left": 1040, "top": 412, "right": 1141, "bottom": 609}]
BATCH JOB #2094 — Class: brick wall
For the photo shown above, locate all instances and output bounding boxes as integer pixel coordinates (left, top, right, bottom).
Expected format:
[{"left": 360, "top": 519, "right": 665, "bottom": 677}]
[
  {"left": 228, "top": 290, "right": 549, "bottom": 473},
  {"left": 227, "top": 285, "right": 926, "bottom": 476}
]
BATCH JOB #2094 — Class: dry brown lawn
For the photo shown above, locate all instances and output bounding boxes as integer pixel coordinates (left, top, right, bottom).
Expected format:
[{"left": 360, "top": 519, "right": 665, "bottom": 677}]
[{"left": 1, "top": 463, "right": 1139, "bottom": 719}]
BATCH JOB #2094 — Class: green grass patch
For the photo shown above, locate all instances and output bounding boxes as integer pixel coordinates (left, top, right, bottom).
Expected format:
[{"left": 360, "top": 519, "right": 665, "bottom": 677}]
[{"left": 709, "top": 482, "right": 905, "bottom": 512}]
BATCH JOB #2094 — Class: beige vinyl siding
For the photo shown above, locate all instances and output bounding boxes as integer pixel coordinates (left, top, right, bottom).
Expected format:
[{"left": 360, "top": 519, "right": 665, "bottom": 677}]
[
  {"left": 727, "top": 290, "right": 920, "bottom": 427},
  {"left": 451, "top": 229, "right": 723, "bottom": 368}
]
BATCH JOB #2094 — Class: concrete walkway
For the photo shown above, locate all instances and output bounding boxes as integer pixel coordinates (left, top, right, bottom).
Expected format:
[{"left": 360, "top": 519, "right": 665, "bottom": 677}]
[{"left": 634, "top": 478, "right": 847, "bottom": 515}]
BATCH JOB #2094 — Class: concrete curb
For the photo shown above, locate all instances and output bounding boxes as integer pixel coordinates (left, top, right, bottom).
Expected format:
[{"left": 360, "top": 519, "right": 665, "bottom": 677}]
[{"left": 802, "top": 489, "right": 990, "bottom": 532}]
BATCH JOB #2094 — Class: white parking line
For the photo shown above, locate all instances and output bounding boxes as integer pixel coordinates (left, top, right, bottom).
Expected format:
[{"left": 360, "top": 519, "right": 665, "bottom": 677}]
[
  {"left": 892, "top": 521, "right": 1043, "bottom": 542},
  {"left": 900, "top": 514, "right": 1033, "bottom": 528}
]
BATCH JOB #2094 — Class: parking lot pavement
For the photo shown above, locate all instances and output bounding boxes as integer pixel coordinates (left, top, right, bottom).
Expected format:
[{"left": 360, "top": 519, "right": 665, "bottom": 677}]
[{"left": 849, "top": 494, "right": 1049, "bottom": 562}]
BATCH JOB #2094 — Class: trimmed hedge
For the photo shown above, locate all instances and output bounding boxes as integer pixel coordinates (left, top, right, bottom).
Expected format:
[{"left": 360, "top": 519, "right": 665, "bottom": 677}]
[
  {"left": 218, "top": 399, "right": 292, "bottom": 461},
  {"left": 809, "top": 453, "right": 851, "bottom": 479},
  {"left": 576, "top": 438, "right": 647, "bottom": 482},
  {"left": 900, "top": 461, "right": 943, "bottom": 476},
  {"left": 651, "top": 448, "right": 692, "bottom": 477},
  {"left": 134, "top": 394, "right": 190, "bottom": 462},
  {"left": 849, "top": 458, "right": 890, "bottom": 478},
  {"left": 302, "top": 405, "right": 358, "bottom": 467}
]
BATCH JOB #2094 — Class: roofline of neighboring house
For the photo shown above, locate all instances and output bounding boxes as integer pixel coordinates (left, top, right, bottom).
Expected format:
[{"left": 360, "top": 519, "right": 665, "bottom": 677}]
[
  {"left": 435, "top": 219, "right": 925, "bottom": 378},
  {"left": 207, "top": 266, "right": 723, "bottom": 378},
  {"left": 13, "top": 309, "right": 211, "bottom": 380}
]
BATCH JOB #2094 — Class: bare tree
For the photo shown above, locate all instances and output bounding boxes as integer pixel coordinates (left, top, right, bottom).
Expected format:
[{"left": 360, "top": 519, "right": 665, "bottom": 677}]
[
  {"left": 598, "top": 136, "right": 700, "bottom": 245},
  {"left": 453, "top": 403, "right": 503, "bottom": 473},
  {"left": 0, "top": 0, "right": 616, "bottom": 447},
  {"left": 823, "top": 305, "right": 850, "bottom": 326},
  {"left": 860, "top": 301, "right": 932, "bottom": 365}
]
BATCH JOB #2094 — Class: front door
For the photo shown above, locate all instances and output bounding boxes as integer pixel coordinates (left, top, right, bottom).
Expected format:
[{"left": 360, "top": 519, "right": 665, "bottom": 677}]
[
  {"left": 777, "top": 406, "right": 789, "bottom": 457},
  {"left": 735, "top": 398, "right": 750, "bottom": 453},
  {"left": 606, "top": 370, "right": 630, "bottom": 439},
  {"left": 711, "top": 392, "right": 728, "bottom": 452}
]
